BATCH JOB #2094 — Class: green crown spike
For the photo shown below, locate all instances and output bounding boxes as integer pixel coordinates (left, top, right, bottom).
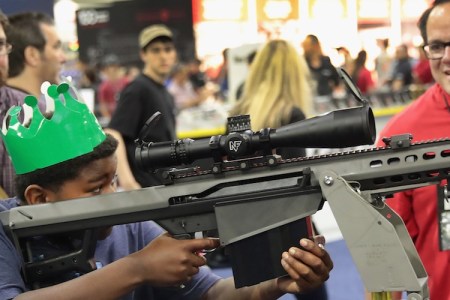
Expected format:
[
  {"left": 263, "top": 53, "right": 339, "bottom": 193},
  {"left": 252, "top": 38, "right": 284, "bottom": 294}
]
[{"left": 0, "top": 82, "right": 106, "bottom": 174}]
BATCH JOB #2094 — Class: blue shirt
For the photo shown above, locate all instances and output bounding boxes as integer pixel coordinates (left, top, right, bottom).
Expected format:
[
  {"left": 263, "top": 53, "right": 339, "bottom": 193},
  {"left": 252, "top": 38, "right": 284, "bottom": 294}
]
[{"left": 0, "top": 198, "right": 221, "bottom": 299}]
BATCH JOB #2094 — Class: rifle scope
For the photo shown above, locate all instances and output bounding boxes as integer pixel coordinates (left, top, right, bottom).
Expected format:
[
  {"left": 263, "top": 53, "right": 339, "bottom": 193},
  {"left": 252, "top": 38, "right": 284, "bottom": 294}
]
[{"left": 135, "top": 105, "right": 376, "bottom": 171}]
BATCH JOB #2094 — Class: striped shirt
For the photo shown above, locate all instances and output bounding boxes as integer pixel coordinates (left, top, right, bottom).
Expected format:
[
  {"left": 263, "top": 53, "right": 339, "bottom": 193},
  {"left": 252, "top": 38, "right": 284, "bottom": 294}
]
[{"left": 0, "top": 86, "right": 27, "bottom": 197}]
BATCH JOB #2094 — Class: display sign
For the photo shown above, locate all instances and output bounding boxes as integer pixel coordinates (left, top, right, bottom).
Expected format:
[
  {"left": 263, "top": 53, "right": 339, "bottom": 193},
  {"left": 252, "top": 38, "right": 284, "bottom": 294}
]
[
  {"left": 192, "top": 0, "right": 248, "bottom": 22},
  {"left": 308, "top": 0, "right": 347, "bottom": 19},
  {"left": 256, "top": 0, "right": 299, "bottom": 21},
  {"left": 76, "top": 0, "right": 195, "bottom": 66},
  {"left": 357, "top": 0, "right": 389, "bottom": 21}
]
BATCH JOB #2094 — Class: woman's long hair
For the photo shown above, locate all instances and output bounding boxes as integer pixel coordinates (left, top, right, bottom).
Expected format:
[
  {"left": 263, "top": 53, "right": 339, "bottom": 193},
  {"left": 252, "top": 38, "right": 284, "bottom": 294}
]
[
  {"left": 229, "top": 40, "right": 312, "bottom": 131},
  {"left": 302, "top": 34, "right": 324, "bottom": 63},
  {"left": 351, "top": 50, "right": 367, "bottom": 83}
]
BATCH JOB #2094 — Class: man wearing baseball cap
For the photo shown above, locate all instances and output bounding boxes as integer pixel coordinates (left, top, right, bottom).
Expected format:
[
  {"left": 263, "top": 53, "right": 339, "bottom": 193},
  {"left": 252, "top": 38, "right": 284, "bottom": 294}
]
[{"left": 106, "top": 24, "right": 177, "bottom": 190}]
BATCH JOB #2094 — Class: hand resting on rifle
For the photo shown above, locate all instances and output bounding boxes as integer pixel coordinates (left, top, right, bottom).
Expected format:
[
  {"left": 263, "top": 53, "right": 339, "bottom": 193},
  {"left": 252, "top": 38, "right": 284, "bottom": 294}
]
[{"left": 202, "top": 235, "right": 333, "bottom": 300}]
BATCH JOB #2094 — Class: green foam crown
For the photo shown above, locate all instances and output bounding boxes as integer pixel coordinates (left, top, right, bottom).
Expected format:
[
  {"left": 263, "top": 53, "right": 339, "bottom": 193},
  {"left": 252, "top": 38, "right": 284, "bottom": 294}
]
[{"left": 1, "top": 82, "right": 106, "bottom": 174}]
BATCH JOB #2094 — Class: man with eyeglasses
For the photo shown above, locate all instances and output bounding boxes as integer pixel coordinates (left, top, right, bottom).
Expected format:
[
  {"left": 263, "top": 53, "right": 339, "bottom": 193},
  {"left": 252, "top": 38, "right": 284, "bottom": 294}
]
[
  {"left": 376, "top": 1, "right": 450, "bottom": 299},
  {"left": 106, "top": 24, "right": 177, "bottom": 190},
  {"left": 0, "top": 9, "right": 29, "bottom": 198}
]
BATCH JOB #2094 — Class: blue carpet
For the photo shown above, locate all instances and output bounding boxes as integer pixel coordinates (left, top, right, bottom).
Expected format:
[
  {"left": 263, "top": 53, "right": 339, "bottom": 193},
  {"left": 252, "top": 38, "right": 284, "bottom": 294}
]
[
  {"left": 325, "top": 239, "right": 365, "bottom": 300},
  {"left": 211, "top": 239, "right": 365, "bottom": 300}
]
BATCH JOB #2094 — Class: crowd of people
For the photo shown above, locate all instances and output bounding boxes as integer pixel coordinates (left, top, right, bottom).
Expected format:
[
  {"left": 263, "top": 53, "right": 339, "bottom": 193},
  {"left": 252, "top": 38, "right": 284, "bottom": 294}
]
[
  {"left": 41, "top": 19, "right": 436, "bottom": 126},
  {"left": 0, "top": 0, "right": 449, "bottom": 299},
  {"left": 303, "top": 36, "right": 434, "bottom": 112}
]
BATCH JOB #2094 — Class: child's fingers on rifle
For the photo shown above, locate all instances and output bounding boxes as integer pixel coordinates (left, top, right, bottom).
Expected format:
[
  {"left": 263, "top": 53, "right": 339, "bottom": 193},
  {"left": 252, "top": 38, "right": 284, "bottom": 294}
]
[
  {"left": 300, "top": 238, "right": 323, "bottom": 254},
  {"left": 300, "top": 238, "right": 333, "bottom": 270},
  {"left": 312, "top": 235, "right": 326, "bottom": 248},
  {"left": 182, "top": 237, "right": 220, "bottom": 253},
  {"left": 281, "top": 250, "right": 325, "bottom": 285},
  {"left": 190, "top": 251, "right": 210, "bottom": 267},
  {"left": 289, "top": 240, "right": 333, "bottom": 276}
]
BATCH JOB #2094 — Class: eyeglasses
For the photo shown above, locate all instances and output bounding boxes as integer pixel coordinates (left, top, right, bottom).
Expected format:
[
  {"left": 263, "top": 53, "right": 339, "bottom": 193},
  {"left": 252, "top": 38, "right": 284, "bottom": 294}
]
[
  {"left": 0, "top": 41, "right": 12, "bottom": 56},
  {"left": 422, "top": 41, "right": 450, "bottom": 60}
]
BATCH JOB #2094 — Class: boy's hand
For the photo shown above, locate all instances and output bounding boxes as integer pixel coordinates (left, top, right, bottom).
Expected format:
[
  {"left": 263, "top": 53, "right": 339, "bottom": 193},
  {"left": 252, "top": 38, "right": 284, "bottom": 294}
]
[
  {"left": 130, "top": 234, "right": 219, "bottom": 287},
  {"left": 277, "top": 236, "right": 333, "bottom": 294}
]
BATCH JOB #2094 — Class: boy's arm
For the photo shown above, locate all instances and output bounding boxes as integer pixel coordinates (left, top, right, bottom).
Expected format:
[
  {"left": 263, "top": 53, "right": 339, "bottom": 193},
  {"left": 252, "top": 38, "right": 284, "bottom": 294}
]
[
  {"left": 14, "top": 255, "right": 143, "bottom": 300},
  {"left": 203, "top": 238, "right": 333, "bottom": 300},
  {"left": 12, "top": 234, "right": 219, "bottom": 300}
]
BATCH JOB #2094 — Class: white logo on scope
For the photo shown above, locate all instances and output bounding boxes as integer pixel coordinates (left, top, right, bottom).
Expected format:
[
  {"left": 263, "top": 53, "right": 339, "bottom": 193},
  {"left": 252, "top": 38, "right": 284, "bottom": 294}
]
[{"left": 229, "top": 140, "right": 242, "bottom": 152}]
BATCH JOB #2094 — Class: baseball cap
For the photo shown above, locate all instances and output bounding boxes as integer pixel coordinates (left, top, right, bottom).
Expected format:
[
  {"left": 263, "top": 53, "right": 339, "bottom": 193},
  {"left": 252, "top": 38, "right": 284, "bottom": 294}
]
[{"left": 139, "top": 24, "right": 173, "bottom": 49}]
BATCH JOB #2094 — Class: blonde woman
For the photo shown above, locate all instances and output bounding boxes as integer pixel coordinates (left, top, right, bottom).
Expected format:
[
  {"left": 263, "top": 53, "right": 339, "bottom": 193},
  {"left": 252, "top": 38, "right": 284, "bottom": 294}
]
[{"left": 229, "top": 39, "right": 314, "bottom": 159}]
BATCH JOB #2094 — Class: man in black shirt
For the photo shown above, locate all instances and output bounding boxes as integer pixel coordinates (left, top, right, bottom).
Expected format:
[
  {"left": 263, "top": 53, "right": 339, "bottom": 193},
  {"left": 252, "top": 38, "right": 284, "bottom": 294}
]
[{"left": 106, "top": 24, "right": 177, "bottom": 189}]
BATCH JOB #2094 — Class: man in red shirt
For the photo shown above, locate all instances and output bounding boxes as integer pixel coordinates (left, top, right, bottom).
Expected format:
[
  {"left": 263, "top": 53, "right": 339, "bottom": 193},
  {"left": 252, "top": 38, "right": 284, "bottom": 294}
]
[{"left": 377, "top": 1, "right": 450, "bottom": 299}]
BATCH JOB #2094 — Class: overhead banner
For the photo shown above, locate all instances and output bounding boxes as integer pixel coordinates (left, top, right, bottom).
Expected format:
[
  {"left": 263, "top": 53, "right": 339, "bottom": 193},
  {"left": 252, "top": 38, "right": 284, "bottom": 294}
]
[
  {"left": 192, "top": 0, "right": 248, "bottom": 22},
  {"left": 76, "top": 0, "right": 195, "bottom": 66},
  {"left": 256, "top": 0, "right": 299, "bottom": 21}
]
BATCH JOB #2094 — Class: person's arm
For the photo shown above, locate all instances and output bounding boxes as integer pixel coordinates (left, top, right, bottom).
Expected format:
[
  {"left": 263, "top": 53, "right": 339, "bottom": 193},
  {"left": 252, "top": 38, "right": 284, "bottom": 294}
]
[
  {"left": 324, "top": 56, "right": 340, "bottom": 89},
  {"left": 104, "top": 128, "right": 141, "bottom": 190},
  {"left": 172, "top": 83, "right": 216, "bottom": 110},
  {"left": 180, "top": 85, "right": 215, "bottom": 109},
  {"left": 13, "top": 234, "right": 220, "bottom": 300},
  {"left": 203, "top": 237, "right": 333, "bottom": 300}
]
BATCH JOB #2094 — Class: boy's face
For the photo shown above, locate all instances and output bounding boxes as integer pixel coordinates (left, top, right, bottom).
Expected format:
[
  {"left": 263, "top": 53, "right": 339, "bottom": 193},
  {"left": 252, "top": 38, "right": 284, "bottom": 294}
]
[
  {"left": 52, "top": 155, "right": 117, "bottom": 202},
  {"left": 25, "top": 154, "right": 118, "bottom": 239},
  {"left": 25, "top": 154, "right": 118, "bottom": 205}
]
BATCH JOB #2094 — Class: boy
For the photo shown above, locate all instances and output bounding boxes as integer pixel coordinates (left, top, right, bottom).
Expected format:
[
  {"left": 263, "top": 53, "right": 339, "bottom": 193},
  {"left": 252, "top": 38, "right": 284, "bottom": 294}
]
[{"left": 0, "top": 82, "right": 332, "bottom": 299}]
